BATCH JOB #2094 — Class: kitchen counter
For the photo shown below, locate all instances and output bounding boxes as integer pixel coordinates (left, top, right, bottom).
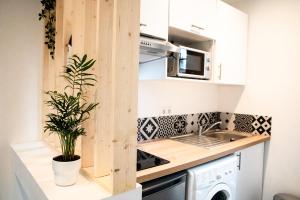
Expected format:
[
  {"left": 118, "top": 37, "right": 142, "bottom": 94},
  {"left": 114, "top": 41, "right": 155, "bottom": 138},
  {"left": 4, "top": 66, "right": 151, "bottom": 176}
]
[{"left": 137, "top": 134, "right": 270, "bottom": 183}]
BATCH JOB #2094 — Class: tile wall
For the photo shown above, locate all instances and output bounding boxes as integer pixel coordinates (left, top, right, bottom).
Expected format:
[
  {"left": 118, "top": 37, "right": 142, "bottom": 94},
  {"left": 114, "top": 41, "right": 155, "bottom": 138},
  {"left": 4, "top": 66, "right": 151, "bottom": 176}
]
[{"left": 137, "top": 112, "right": 272, "bottom": 142}]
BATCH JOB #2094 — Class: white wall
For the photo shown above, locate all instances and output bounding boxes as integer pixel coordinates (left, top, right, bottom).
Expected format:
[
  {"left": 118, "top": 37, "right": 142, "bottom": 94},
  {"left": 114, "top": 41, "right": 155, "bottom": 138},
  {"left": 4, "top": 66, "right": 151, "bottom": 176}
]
[
  {"left": 138, "top": 80, "right": 219, "bottom": 117},
  {"left": 2, "top": 0, "right": 299, "bottom": 199},
  {"left": 220, "top": 0, "right": 300, "bottom": 199},
  {"left": 0, "top": 0, "right": 43, "bottom": 199}
]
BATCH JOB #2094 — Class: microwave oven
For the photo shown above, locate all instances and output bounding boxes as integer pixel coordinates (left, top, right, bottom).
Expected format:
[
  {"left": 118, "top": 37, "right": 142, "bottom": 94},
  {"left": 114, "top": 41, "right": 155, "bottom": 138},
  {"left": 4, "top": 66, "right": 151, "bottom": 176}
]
[{"left": 167, "top": 45, "right": 212, "bottom": 80}]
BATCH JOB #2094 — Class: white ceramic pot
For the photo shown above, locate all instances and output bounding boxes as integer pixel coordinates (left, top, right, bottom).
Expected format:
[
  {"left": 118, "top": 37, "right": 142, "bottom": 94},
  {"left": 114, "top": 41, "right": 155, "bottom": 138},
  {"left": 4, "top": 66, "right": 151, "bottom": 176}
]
[{"left": 52, "top": 155, "right": 81, "bottom": 186}]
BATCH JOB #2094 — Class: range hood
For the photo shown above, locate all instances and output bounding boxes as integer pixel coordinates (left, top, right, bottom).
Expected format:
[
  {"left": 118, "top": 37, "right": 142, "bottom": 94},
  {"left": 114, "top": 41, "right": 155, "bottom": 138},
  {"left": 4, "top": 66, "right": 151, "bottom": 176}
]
[{"left": 139, "top": 34, "right": 179, "bottom": 64}]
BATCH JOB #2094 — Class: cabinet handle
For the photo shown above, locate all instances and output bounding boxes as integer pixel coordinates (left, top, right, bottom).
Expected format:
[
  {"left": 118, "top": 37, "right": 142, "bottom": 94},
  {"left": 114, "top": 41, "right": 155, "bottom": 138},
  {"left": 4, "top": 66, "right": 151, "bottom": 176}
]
[
  {"left": 219, "top": 64, "right": 222, "bottom": 80},
  {"left": 191, "top": 24, "right": 205, "bottom": 31},
  {"left": 237, "top": 152, "right": 242, "bottom": 171},
  {"left": 140, "top": 23, "right": 147, "bottom": 27}
]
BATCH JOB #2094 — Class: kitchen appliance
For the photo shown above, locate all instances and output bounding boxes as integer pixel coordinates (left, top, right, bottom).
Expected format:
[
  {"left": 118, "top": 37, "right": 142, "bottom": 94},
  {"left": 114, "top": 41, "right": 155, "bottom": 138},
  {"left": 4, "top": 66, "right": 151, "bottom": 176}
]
[
  {"left": 137, "top": 149, "right": 170, "bottom": 171},
  {"left": 167, "top": 45, "right": 212, "bottom": 80},
  {"left": 141, "top": 171, "right": 187, "bottom": 200},
  {"left": 186, "top": 154, "right": 237, "bottom": 200},
  {"left": 139, "top": 34, "right": 179, "bottom": 64}
]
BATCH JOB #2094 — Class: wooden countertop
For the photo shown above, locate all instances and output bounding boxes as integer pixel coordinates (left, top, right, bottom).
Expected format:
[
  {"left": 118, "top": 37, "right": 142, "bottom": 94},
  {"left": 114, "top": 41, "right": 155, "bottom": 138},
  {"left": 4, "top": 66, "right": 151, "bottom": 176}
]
[{"left": 137, "top": 134, "right": 270, "bottom": 183}]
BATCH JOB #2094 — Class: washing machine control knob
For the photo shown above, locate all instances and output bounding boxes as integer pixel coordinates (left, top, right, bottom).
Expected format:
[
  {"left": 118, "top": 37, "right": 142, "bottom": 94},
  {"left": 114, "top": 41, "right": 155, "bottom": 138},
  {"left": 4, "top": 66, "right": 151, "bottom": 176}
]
[{"left": 216, "top": 174, "right": 222, "bottom": 180}]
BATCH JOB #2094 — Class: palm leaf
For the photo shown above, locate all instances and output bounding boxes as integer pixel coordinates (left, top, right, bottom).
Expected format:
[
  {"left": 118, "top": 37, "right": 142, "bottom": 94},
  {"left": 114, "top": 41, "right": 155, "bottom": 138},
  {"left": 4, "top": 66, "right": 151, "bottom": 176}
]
[{"left": 44, "top": 54, "right": 99, "bottom": 161}]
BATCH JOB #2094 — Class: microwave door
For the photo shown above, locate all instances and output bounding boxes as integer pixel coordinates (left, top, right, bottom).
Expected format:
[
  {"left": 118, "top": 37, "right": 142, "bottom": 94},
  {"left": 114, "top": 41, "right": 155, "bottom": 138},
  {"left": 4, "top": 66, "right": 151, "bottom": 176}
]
[
  {"left": 178, "top": 49, "right": 187, "bottom": 73},
  {"left": 178, "top": 49, "right": 205, "bottom": 79}
]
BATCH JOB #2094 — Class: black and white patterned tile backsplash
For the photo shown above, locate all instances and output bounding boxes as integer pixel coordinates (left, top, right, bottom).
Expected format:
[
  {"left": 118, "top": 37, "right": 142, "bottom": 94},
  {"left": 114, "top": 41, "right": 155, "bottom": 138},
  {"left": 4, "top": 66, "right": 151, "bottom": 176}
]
[
  {"left": 220, "top": 112, "right": 272, "bottom": 136},
  {"left": 137, "top": 112, "right": 220, "bottom": 142},
  {"left": 137, "top": 112, "right": 272, "bottom": 142}
]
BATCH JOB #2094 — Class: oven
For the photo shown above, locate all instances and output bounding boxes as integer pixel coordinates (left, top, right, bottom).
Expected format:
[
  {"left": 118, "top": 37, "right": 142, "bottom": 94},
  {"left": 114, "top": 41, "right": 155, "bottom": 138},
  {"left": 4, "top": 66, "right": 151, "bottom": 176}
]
[{"left": 141, "top": 171, "right": 187, "bottom": 200}]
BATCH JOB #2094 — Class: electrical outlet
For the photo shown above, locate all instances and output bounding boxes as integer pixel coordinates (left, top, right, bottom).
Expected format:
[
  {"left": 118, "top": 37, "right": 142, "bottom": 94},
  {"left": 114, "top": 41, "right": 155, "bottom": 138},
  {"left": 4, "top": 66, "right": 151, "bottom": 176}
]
[
  {"left": 161, "top": 106, "right": 172, "bottom": 116},
  {"left": 167, "top": 107, "right": 172, "bottom": 115}
]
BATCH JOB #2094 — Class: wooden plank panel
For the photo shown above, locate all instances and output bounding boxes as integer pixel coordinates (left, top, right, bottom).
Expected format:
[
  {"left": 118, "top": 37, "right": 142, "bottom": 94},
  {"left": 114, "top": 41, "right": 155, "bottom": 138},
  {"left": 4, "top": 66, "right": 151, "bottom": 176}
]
[
  {"left": 63, "top": 0, "right": 73, "bottom": 58},
  {"left": 111, "top": 0, "right": 140, "bottom": 194},
  {"left": 43, "top": 0, "right": 73, "bottom": 151},
  {"left": 94, "top": 0, "right": 115, "bottom": 178},
  {"left": 81, "top": 0, "right": 98, "bottom": 168},
  {"left": 71, "top": 0, "right": 86, "bottom": 158},
  {"left": 51, "top": 0, "right": 65, "bottom": 150},
  {"left": 54, "top": 0, "right": 64, "bottom": 91},
  {"left": 42, "top": 13, "right": 58, "bottom": 147},
  {"left": 43, "top": 50, "right": 57, "bottom": 148},
  {"left": 51, "top": 0, "right": 73, "bottom": 150},
  {"left": 71, "top": 0, "right": 98, "bottom": 167},
  {"left": 41, "top": 43, "right": 51, "bottom": 142},
  {"left": 95, "top": 0, "right": 140, "bottom": 194},
  {"left": 72, "top": 0, "right": 85, "bottom": 56}
]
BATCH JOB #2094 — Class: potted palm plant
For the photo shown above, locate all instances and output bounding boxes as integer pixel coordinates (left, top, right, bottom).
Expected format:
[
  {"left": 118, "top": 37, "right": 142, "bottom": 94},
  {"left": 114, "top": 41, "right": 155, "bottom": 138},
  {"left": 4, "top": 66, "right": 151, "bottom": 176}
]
[{"left": 44, "top": 54, "right": 98, "bottom": 186}]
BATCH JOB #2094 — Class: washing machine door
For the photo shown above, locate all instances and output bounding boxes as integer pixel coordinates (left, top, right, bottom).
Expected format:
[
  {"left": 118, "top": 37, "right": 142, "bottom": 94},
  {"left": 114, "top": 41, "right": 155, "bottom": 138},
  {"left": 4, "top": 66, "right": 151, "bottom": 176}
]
[{"left": 205, "top": 183, "right": 233, "bottom": 200}]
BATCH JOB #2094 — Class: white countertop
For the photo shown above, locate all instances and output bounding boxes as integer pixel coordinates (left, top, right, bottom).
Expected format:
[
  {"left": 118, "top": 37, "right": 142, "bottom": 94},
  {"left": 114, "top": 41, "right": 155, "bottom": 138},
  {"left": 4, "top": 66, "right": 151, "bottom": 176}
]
[{"left": 11, "top": 141, "right": 141, "bottom": 200}]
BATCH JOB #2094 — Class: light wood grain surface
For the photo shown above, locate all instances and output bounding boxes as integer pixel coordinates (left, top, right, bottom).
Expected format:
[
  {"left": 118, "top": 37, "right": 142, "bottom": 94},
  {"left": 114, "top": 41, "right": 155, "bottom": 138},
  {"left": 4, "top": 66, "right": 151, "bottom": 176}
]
[
  {"left": 94, "top": 0, "right": 140, "bottom": 194},
  {"left": 137, "top": 135, "right": 270, "bottom": 183}
]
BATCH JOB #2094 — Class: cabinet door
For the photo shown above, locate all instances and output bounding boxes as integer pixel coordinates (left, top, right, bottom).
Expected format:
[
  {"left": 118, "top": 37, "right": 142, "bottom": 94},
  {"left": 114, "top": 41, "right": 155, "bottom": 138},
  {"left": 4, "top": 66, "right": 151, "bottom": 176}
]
[
  {"left": 140, "top": 0, "right": 168, "bottom": 40},
  {"left": 169, "top": 0, "right": 216, "bottom": 39},
  {"left": 169, "top": 0, "right": 193, "bottom": 32},
  {"left": 215, "top": 0, "right": 248, "bottom": 85},
  {"left": 236, "top": 143, "right": 264, "bottom": 200}
]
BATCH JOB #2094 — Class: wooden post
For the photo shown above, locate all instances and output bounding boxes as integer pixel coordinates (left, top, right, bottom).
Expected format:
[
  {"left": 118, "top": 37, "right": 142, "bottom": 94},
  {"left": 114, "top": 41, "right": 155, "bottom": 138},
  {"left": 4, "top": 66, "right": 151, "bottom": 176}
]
[
  {"left": 80, "top": 0, "right": 98, "bottom": 168},
  {"left": 42, "top": 40, "right": 55, "bottom": 143},
  {"left": 71, "top": 0, "right": 98, "bottom": 167},
  {"left": 42, "top": 0, "right": 67, "bottom": 148},
  {"left": 42, "top": 0, "right": 73, "bottom": 151},
  {"left": 55, "top": 0, "right": 72, "bottom": 90},
  {"left": 95, "top": 0, "right": 140, "bottom": 194}
]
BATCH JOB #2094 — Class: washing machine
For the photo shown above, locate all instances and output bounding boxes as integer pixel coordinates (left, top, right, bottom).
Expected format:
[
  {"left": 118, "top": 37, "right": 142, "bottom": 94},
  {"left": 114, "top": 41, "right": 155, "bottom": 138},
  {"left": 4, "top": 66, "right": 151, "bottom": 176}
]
[{"left": 186, "top": 154, "right": 237, "bottom": 200}]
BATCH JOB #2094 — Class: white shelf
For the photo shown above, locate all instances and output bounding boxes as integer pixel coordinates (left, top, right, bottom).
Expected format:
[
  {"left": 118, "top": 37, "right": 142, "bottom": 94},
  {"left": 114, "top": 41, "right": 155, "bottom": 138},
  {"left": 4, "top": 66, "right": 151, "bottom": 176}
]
[
  {"left": 11, "top": 141, "right": 142, "bottom": 200},
  {"left": 165, "top": 77, "right": 214, "bottom": 84}
]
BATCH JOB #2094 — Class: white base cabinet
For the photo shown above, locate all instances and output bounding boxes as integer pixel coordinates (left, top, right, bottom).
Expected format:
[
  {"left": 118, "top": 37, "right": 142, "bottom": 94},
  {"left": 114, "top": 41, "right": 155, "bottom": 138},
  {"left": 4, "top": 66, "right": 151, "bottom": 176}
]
[{"left": 235, "top": 143, "right": 264, "bottom": 200}]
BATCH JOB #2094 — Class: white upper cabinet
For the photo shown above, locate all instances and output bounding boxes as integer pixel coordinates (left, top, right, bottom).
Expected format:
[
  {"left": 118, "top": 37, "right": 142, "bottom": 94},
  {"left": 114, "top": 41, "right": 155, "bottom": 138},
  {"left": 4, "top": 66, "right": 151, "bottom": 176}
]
[
  {"left": 169, "top": 0, "right": 217, "bottom": 39},
  {"left": 214, "top": 0, "right": 248, "bottom": 85},
  {"left": 140, "top": 0, "right": 169, "bottom": 40}
]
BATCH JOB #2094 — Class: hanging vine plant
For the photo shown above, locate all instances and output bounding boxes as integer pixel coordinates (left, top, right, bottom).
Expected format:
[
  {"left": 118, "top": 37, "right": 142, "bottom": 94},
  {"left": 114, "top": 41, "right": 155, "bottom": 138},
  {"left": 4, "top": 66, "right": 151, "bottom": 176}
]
[{"left": 39, "top": 0, "right": 56, "bottom": 59}]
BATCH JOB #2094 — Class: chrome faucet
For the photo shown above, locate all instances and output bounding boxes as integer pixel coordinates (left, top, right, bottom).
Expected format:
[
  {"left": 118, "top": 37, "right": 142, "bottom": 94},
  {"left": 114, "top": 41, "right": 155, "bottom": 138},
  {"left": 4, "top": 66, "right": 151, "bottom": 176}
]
[{"left": 199, "top": 121, "right": 222, "bottom": 135}]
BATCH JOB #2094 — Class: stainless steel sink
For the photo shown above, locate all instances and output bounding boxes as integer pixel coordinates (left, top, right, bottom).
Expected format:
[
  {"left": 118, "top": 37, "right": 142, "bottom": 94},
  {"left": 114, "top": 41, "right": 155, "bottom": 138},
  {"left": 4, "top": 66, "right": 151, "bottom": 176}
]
[
  {"left": 204, "top": 131, "right": 248, "bottom": 142},
  {"left": 171, "top": 134, "right": 227, "bottom": 148},
  {"left": 171, "top": 130, "right": 248, "bottom": 149}
]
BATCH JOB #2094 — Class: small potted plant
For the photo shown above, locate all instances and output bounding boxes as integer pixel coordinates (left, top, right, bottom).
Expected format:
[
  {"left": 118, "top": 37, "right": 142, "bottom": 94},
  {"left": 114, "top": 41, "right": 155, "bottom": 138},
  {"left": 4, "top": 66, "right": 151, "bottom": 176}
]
[{"left": 44, "top": 54, "right": 98, "bottom": 186}]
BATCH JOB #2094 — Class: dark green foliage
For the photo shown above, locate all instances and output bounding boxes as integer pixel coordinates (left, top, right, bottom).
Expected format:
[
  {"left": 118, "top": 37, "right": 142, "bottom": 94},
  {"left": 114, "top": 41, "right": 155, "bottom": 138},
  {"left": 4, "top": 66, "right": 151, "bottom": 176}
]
[
  {"left": 39, "top": 0, "right": 56, "bottom": 59},
  {"left": 44, "top": 55, "right": 98, "bottom": 161},
  {"left": 63, "top": 55, "right": 97, "bottom": 94}
]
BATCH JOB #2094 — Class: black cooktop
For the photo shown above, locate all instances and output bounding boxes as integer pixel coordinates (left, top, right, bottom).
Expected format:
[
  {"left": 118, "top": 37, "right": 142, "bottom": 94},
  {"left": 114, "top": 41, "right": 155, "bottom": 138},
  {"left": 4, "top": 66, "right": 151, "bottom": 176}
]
[{"left": 137, "top": 149, "right": 170, "bottom": 171}]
